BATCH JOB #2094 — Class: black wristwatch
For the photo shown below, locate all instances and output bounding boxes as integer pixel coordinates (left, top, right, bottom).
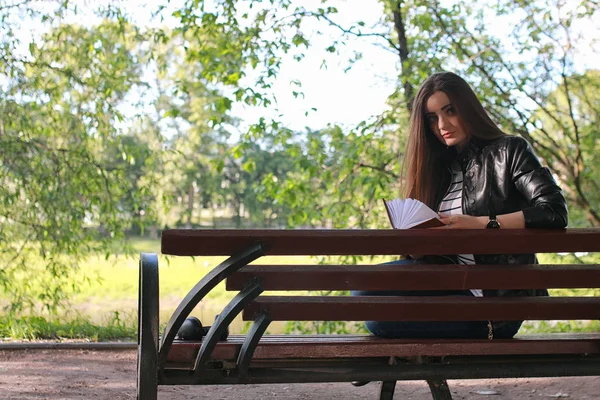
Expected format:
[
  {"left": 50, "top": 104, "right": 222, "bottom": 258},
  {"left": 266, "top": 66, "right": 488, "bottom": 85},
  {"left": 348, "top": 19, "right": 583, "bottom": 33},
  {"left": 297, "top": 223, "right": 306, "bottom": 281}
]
[{"left": 486, "top": 216, "right": 501, "bottom": 229}]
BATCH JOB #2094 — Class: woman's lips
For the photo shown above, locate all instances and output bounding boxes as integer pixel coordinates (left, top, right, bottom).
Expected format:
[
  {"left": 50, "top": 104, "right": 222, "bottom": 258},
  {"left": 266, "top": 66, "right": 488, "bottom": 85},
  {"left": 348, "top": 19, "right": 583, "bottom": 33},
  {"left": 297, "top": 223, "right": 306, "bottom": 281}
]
[{"left": 442, "top": 132, "right": 454, "bottom": 138}]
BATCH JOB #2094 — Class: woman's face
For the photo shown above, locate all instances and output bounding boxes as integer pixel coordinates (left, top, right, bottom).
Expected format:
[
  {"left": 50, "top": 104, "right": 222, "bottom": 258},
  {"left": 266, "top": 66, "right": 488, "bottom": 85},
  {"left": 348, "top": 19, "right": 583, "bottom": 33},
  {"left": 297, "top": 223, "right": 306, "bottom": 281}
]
[{"left": 425, "top": 91, "right": 469, "bottom": 151}]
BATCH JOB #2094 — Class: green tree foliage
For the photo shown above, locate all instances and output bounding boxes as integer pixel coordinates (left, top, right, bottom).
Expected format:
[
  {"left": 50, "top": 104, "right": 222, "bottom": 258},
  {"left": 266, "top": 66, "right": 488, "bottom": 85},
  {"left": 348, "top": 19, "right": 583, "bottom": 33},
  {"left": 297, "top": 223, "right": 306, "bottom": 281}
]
[
  {"left": 167, "top": 0, "right": 599, "bottom": 227},
  {"left": 258, "top": 123, "right": 403, "bottom": 228},
  {"left": 529, "top": 70, "right": 600, "bottom": 226},
  {"left": 0, "top": 4, "right": 154, "bottom": 311},
  {"left": 151, "top": 30, "right": 234, "bottom": 228},
  {"left": 147, "top": 29, "right": 301, "bottom": 229},
  {"left": 1, "top": 0, "right": 599, "bottom": 314},
  {"left": 415, "top": 0, "right": 600, "bottom": 225}
]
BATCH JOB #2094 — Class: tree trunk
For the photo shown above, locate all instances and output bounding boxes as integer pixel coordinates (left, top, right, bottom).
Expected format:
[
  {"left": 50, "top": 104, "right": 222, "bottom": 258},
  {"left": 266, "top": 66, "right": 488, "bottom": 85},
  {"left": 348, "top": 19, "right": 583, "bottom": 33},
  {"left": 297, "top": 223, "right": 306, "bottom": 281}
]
[
  {"left": 186, "top": 184, "right": 194, "bottom": 228},
  {"left": 391, "top": 1, "right": 413, "bottom": 112}
]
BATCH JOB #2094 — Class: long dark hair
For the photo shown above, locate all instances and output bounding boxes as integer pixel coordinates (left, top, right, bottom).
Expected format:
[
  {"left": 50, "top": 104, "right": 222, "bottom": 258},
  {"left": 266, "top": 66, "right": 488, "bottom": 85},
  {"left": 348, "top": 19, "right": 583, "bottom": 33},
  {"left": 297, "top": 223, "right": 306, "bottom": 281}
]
[{"left": 401, "top": 72, "right": 505, "bottom": 207}]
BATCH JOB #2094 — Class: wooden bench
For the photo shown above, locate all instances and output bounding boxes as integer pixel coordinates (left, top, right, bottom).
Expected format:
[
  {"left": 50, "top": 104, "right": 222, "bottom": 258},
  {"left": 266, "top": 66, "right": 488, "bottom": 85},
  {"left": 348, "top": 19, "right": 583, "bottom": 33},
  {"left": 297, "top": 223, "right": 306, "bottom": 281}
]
[{"left": 137, "top": 229, "right": 600, "bottom": 400}]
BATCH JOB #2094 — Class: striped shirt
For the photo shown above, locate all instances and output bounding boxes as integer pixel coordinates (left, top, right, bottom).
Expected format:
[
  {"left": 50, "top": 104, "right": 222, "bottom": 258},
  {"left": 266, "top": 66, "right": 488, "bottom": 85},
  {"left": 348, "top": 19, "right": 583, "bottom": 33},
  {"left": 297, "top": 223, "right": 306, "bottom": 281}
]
[{"left": 438, "top": 162, "right": 483, "bottom": 297}]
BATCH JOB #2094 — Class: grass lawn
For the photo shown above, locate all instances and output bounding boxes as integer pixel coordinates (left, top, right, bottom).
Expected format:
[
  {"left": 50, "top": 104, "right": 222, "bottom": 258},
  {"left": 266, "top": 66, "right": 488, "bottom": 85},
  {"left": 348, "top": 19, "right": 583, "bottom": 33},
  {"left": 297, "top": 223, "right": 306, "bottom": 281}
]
[
  {"left": 64, "top": 238, "right": 324, "bottom": 337},
  {"left": 1, "top": 237, "right": 598, "bottom": 340},
  {"left": 2, "top": 238, "right": 373, "bottom": 339}
]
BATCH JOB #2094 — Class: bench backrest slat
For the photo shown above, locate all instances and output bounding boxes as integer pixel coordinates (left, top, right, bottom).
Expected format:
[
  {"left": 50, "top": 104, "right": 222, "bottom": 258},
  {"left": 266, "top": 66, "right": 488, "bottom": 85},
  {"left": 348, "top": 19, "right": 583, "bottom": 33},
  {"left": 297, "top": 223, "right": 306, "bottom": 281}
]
[
  {"left": 161, "top": 229, "right": 600, "bottom": 256},
  {"left": 242, "top": 296, "right": 600, "bottom": 322},
  {"left": 226, "top": 265, "right": 600, "bottom": 291}
]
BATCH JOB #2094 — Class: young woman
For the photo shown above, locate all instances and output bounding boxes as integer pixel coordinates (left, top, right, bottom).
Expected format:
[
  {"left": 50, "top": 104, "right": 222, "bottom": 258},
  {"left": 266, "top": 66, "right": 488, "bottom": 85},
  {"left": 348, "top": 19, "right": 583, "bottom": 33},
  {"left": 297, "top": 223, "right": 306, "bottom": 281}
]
[{"left": 353, "top": 71, "right": 568, "bottom": 341}]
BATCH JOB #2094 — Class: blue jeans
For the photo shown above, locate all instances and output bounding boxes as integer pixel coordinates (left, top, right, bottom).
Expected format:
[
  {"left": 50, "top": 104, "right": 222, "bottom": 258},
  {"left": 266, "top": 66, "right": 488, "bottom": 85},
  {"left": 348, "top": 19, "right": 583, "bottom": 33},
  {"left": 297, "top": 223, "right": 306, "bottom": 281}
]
[{"left": 351, "top": 259, "right": 522, "bottom": 339}]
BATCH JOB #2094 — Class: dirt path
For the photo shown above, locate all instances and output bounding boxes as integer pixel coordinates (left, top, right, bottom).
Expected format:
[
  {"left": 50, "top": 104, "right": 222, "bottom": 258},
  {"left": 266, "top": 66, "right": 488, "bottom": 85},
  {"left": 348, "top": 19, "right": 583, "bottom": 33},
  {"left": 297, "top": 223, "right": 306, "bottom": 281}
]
[{"left": 0, "top": 349, "right": 597, "bottom": 399}]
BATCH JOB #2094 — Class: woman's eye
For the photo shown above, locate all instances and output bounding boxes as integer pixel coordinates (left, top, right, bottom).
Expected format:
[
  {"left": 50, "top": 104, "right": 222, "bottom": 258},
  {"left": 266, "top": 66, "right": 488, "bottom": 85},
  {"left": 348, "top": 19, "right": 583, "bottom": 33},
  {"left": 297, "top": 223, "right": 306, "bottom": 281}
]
[
  {"left": 446, "top": 107, "right": 456, "bottom": 115},
  {"left": 427, "top": 115, "right": 438, "bottom": 123}
]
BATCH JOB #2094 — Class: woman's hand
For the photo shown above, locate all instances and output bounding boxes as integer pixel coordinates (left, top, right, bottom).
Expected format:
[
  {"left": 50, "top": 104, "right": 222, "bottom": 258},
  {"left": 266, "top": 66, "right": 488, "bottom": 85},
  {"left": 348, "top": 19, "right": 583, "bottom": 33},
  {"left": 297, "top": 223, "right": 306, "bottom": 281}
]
[{"left": 436, "top": 215, "right": 487, "bottom": 229}]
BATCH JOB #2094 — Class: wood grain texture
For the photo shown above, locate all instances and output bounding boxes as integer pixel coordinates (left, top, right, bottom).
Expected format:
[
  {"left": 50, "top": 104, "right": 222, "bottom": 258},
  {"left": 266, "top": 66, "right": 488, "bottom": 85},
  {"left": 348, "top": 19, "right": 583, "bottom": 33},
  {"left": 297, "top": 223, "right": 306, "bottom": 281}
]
[
  {"left": 226, "top": 264, "right": 600, "bottom": 290},
  {"left": 165, "top": 333, "right": 600, "bottom": 366},
  {"left": 242, "top": 296, "right": 600, "bottom": 321},
  {"left": 161, "top": 228, "right": 600, "bottom": 256}
]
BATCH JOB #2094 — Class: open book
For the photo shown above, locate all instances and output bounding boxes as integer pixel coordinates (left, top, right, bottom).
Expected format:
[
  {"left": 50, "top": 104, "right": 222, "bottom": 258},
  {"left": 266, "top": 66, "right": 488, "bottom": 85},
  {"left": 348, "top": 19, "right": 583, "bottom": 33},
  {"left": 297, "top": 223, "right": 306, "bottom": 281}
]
[{"left": 383, "top": 198, "right": 444, "bottom": 229}]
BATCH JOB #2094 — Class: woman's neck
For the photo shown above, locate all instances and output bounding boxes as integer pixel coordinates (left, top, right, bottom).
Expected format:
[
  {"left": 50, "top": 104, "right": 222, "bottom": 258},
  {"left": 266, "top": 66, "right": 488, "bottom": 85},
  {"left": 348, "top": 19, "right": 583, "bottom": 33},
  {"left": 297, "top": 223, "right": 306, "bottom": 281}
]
[{"left": 455, "top": 139, "right": 470, "bottom": 154}]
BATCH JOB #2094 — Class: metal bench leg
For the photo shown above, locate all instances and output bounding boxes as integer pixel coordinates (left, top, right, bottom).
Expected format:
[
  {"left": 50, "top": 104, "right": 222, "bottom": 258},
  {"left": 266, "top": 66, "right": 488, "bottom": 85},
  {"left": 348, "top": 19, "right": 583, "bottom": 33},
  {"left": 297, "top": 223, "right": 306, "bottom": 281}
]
[
  {"left": 157, "top": 243, "right": 264, "bottom": 373},
  {"left": 137, "top": 253, "right": 159, "bottom": 400},
  {"left": 380, "top": 380, "right": 397, "bottom": 400},
  {"left": 427, "top": 379, "right": 452, "bottom": 400},
  {"left": 193, "top": 278, "right": 264, "bottom": 375},
  {"left": 236, "top": 311, "right": 272, "bottom": 379}
]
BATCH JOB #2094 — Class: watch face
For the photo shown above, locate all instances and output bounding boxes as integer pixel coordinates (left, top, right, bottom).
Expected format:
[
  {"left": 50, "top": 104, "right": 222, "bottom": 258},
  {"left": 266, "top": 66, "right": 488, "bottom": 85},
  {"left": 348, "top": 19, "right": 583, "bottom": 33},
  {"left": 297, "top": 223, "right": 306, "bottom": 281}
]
[{"left": 487, "top": 219, "right": 501, "bottom": 229}]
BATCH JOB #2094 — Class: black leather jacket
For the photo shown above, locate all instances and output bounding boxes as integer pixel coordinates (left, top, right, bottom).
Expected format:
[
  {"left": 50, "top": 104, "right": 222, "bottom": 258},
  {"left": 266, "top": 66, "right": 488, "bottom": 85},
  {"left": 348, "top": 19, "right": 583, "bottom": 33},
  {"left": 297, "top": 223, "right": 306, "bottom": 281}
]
[{"left": 429, "top": 135, "right": 568, "bottom": 298}]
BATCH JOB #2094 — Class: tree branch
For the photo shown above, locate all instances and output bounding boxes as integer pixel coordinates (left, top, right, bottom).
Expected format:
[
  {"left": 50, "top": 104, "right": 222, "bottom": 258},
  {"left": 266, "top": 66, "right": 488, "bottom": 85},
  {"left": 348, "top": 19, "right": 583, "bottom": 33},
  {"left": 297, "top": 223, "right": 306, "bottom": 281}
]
[
  {"left": 429, "top": 4, "right": 571, "bottom": 168},
  {"left": 357, "top": 162, "right": 399, "bottom": 179},
  {"left": 0, "top": 0, "right": 35, "bottom": 12},
  {"left": 462, "top": 28, "right": 570, "bottom": 139},
  {"left": 558, "top": 22, "right": 584, "bottom": 178},
  {"left": 21, "top": 59, "right": 86, "bottom": 87},
  {"left": 309, "top": 12, "right": 399, "bottom": 51},
  {"left": 264, "top": 9, "right": 398, "bottom": 51},
  {"left": 391, "top": 0, "right": 413, "bottom": 110}
]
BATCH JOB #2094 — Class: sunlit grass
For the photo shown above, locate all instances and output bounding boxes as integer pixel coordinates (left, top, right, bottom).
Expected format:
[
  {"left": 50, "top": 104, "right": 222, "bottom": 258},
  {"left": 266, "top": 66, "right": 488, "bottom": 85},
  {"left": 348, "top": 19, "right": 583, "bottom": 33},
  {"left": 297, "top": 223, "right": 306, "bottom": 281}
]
[
  {"left": 521, "top": 319, "right": 600, "bottom": 334},
  {"left": 0, "top": 313, "right": 136, "bottom": 341},
  {"left": 1, "top": 238, "right": 332, "bottom": 339},
  {"left": 1, "top": 238, "right": 598, "bottom": 340}
]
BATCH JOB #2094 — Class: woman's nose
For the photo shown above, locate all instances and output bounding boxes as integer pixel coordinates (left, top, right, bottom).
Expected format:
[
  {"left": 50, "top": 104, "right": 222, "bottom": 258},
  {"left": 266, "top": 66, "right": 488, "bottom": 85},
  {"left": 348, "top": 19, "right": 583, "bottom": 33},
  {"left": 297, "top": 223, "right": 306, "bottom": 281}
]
[{"left": 438, "top": 115, "right": 452, "bottom": 131}]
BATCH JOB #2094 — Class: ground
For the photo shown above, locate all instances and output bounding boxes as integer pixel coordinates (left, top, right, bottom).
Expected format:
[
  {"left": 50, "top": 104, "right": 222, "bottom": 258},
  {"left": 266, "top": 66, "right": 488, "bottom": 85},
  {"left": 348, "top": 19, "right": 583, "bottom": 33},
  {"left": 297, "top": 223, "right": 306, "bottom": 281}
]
[{"left": 0, "top": 349, "right": 597, "bottom": 399}]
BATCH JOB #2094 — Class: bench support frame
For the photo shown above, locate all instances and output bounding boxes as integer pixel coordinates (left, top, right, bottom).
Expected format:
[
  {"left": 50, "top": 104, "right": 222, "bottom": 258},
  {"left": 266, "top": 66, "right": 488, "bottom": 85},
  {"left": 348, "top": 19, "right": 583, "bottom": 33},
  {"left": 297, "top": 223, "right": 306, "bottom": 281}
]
[
  {"left": 137, "top": 244, "right": 264, "bottom": 400},
  {"left": 137, "top": 253, "right": 159, "bottom": 400},
  {"left": 157, "top": 243, "right": 264, "bottom": 374},
  {"left": 160, "top": 354, "right": 600, "bottom": 381},
  {"left": 139, "top": 228, "right": 600, "bottom": 400},
  {"left": 193, "top": 278, "right": 264, "bottom": 374},
  {"left": 380, "top": 381, "right": 396, "bottom": 400},
  {"left": 236, "top": 311, "right": 272, "bottom": 378},
  {"left": 427, "top": 379, "right": 452, "bottom": 400}
]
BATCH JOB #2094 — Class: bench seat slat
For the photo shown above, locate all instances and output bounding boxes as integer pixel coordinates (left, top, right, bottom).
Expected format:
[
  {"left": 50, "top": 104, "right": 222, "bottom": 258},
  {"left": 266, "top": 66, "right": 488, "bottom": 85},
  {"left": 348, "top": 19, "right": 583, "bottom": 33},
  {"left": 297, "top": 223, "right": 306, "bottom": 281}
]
[
  {"left": 165, "top": 333, "right": 600, "bottom": 367},
  {"left": 226, "top": 264, "right": 600, "bottom": 291},
  {"left": 161, "top": 229, "right": 600, "bottom": 256},
  {"left": 242, "top": 296, "right": 600, "bottom": 321}
]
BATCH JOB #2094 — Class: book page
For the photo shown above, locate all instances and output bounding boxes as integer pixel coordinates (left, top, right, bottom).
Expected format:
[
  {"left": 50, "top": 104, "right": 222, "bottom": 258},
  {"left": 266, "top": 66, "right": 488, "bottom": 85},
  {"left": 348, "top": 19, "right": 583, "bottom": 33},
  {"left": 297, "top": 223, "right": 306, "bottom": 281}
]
[{"left": 383, "top": 198, "right": 443, "bottom": 229}]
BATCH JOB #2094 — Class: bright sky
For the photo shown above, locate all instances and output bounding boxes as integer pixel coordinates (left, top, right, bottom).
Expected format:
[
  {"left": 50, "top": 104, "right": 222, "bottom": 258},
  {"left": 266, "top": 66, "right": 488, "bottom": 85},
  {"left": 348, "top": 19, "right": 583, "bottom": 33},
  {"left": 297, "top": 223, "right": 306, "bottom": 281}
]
[
  {"left": 17, "top": 0, "right": 397, "bottom": 133},
  {"left": 130, "top": 0, "right": 400, "bottom": 132},
  {"left": 133, "top": 0, "right": 599, "bottom": 133},
  {"left": 8, "top": 0, "right": 600, "bottom": 134},
  {"left": 230, "top": 0, "right": 398, "bottom": 132}
]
